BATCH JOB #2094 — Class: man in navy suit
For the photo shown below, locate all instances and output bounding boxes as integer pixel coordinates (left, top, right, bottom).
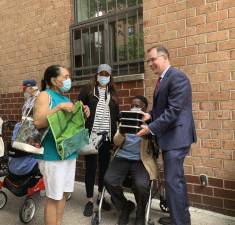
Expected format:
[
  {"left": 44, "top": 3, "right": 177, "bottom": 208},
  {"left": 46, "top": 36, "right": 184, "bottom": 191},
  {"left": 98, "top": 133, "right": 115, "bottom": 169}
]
[{"left": 137, "top": 46, "right": 196, "bottom": 225}]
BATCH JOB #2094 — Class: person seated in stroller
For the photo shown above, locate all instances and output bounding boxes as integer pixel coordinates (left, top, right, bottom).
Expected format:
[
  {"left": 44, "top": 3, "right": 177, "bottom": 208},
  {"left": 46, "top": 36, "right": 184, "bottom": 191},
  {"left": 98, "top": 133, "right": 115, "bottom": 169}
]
[
  {"left": 104, "top": 96, "right": 158, "bottom": 225},
  {"left": 8, "top": 79, "right": 40, "bottom": 179}
]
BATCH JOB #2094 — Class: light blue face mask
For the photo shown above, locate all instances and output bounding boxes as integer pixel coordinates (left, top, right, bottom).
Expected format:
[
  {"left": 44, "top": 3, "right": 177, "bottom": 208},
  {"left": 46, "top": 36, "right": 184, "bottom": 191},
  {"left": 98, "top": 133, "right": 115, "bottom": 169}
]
[
  {"left": 97, "top": 75, "right": 110, "bottom": 86},
  {"left": 59, "top": 78, "right": 72, "bottom": 92}
]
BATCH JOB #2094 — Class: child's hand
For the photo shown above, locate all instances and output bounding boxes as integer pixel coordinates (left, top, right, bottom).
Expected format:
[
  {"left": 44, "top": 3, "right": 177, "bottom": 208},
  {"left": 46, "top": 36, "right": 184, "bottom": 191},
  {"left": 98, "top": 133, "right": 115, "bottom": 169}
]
[{"left": 142, "top": 112, "right": 151, "bottom": 121}]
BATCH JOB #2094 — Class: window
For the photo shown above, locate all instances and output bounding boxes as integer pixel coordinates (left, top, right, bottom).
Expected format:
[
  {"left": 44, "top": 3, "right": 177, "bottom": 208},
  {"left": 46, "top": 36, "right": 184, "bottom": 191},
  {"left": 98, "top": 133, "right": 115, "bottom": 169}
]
[{"left": 71, "top": 0, "right": 144, "bottom": 80}]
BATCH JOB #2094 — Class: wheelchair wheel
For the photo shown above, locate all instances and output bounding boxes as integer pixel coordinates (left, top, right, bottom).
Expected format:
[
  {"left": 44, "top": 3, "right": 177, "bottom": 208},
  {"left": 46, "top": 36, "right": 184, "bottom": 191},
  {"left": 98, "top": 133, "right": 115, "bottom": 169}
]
[
  {"left": 66, "top": 193, "right": 72, "bottom": 201},
  {"left": 19, "top": 198, "right": 36, "bottom": 224},
  {"left": 0, "top": 191, "right": 7, "bottom": 209},
  {"left": 91, "top": 212, "right": 99, "bottom": 225},
  {"left": 160, "top": 200, "right": 169, "bottom": 213}
]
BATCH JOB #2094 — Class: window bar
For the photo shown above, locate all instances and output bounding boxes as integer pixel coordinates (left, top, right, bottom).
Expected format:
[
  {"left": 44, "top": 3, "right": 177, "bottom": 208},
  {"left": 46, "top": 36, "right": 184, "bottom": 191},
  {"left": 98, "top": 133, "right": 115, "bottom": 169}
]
[
  {"left": 115, "top": 0, "right": 118, "bottom": 76},
  {"left": 88, "top": 0, "right": 90, "bottom": 19},
  {"left": 74, "top": 0, "right": 77, "bottom": 22},
  {"left": 81, "top": 29, "right": 83, "bottom": 74},
  {"left": 116, "top": 14, "right": 119, "bottom": 76},
  {"left": 104, "top": 20, "right": 109, "bottom": 64},
  {"left": 89, "top": 26, "right": 92, "bottom": 75},
  {"left": 137, "top": 9, "right": 140, "bottom": 74},
  {"left": 106, "top": 0, "right": 108, "bottom": 13},
  {"left": 126, "top": 12, "right": 129, "bottom": 74},
  {"left": 98, "top": 24, "right": 100, "bottom": 65},
  {"left": 109, "top": 22, "right": 112, "bottom": 63},
  {"left": 71, "top": 29, "right": 75, "bottom": 77}
]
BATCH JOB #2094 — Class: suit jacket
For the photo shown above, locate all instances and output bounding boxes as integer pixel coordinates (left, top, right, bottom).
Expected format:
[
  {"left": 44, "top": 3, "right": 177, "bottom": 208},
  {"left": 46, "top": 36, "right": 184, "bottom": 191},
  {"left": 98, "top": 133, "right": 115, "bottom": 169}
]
[{"left": 148, "top": 66, "right": 197, "bottom": 151}]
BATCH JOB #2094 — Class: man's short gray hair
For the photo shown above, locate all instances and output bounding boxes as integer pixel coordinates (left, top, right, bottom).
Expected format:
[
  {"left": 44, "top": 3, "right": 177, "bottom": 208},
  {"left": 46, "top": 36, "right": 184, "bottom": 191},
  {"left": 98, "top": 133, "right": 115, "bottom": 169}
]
[{"left": 147, "top": 46, "right": 170, "bottom": 59}]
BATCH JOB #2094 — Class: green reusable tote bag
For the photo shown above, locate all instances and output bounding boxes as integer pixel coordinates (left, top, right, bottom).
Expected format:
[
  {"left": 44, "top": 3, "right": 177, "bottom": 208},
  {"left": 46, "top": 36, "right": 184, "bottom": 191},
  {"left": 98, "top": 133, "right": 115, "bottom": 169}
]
[{"left": 47, "top": 101, "right": 89, "bottom": 160}]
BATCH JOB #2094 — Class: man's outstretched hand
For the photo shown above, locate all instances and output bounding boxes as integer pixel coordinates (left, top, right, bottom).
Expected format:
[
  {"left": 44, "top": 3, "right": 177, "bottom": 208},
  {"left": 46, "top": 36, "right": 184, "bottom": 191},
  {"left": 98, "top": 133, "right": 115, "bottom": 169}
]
[{"left": 137, "top": 124, "right": 150, "bottom": 137}]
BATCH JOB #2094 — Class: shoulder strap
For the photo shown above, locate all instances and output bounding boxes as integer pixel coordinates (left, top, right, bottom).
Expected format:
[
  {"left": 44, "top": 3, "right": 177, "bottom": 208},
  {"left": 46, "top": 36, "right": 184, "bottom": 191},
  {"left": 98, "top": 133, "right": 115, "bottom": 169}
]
[{"left": 22, "top": 91, "right": 52, "bottom": 123}]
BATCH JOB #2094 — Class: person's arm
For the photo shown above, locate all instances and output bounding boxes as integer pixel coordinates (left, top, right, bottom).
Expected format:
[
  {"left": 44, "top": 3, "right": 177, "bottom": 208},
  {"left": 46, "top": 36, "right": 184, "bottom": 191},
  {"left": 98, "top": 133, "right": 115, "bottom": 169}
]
[
  {"left": 113, "top": 130, "right": 125, "bottom": 147},
  {"left": 33, "top": 92, "right": 74, "bottom": 129},
  {"left": 148, "top": 73, "right": 190, "bottom": 138}
]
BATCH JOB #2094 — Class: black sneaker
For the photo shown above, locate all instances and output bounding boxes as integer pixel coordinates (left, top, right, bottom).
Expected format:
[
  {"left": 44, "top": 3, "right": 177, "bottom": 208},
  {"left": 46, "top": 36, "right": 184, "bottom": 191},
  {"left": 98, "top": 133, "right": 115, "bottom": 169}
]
[
  {"left": 96, "top": 197, "right": 111, "bottom": 211},
  {"left": 83, "top": 201, "right": 93, "bottom": 217},
  {"left": 118, "top": 200, "right": 135, "bottom": 225}
]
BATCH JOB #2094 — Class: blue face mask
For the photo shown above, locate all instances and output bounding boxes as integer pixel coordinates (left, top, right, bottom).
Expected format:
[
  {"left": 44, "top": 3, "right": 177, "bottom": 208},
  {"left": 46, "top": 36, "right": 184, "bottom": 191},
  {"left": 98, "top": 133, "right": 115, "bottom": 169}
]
[
  {"left": 97, "top": 75, "right": 110, "bottom": 86},
  {"left": 59, "top": 78, "right": 71, "bottom": 92}
]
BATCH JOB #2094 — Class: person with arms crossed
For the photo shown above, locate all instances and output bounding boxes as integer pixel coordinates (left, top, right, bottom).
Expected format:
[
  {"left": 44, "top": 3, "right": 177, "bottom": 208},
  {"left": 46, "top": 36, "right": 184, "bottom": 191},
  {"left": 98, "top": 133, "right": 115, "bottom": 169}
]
[{"left": 78, "top": 64, "right": 119, "bottom": 217}]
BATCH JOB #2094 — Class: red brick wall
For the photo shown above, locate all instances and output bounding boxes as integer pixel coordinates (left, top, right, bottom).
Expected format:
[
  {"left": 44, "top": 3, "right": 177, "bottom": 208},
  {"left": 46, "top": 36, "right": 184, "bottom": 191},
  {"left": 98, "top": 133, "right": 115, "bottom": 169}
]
[
  {"left": 144, "top": 0, "right": 235, "bottom": 216},
  {"left": 0, "top": 0, "right": 73, "bottom": 94}
]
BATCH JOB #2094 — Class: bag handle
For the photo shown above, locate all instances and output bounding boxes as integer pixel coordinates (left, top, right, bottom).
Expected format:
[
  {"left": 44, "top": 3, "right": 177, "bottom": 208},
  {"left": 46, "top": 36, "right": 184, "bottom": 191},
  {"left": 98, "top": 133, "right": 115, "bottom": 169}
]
[{"left": 22, "top": 92, "right": 52, "bottom": 124}]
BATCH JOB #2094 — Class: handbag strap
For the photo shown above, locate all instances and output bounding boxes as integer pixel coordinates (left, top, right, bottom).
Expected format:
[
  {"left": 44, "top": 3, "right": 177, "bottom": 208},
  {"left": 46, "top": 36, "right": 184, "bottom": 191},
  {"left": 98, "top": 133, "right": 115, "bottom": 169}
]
[{"left": 22, "top": 92, "right": 52, "bottom": 124}]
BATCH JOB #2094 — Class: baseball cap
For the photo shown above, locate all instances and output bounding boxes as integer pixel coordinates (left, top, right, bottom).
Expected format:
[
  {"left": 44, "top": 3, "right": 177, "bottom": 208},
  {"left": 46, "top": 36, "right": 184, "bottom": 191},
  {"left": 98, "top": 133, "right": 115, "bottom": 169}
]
[
  {"left": 97, "top": 64, "right": 112, "bottom": 75},
  {"left": 22, "top": 79, "right": 37, "bottom": 91}
]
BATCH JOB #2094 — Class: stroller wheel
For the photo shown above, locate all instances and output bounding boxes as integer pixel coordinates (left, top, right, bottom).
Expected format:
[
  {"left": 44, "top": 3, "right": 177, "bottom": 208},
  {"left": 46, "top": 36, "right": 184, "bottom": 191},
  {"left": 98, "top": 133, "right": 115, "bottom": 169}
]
[
  {"left": 19, "top": 198, "right": 36, "bottom": 224},
  {"left": 159, "top": 201, "right": 169, "bottom": 213},
  {"left": 91, "top": 212, "right": 99, "bottom": 225},
  {"left": 0, "top": 191, "right": 7, "bottom": 209},
  {"left": 0, "top": 162, "right": 8, "bottom": 177}
]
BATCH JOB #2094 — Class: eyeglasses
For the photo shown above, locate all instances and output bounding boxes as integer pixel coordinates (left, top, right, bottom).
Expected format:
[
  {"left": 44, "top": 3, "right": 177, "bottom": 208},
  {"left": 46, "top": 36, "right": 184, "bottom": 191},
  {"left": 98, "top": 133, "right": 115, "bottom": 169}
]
[{"left": 146, "top": 55, "right": 164, "bottom": 64}]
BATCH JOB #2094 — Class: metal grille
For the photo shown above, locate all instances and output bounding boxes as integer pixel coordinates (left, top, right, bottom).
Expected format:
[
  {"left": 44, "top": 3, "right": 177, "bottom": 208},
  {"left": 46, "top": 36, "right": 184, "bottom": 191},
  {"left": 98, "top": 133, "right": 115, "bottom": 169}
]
[{"left": 71, "top": 0, "right": 144, "bottom": 80}]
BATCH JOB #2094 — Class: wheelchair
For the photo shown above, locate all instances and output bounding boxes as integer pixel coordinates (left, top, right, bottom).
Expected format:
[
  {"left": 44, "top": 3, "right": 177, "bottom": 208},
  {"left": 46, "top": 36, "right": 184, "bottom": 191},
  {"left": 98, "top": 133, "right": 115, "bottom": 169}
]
[
  {"left": 90, "top": 153, "right": 169, "bottom": 225},
  {"left": 0, "top": 117, "right": 45, "bottom": 224}
]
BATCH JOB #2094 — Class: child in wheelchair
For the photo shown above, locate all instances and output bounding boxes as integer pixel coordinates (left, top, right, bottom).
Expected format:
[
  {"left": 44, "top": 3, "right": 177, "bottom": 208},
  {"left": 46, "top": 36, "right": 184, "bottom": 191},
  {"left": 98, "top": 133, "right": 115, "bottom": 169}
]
[{"left": 104, "top": 96, "right": 158, "bottom": 225}]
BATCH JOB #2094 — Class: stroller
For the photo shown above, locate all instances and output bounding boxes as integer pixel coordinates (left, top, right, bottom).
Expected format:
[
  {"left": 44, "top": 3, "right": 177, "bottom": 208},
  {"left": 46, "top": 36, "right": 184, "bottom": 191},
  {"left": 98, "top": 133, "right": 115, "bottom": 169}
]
[
  {"left": 91, "top": 134, "right": 169, "bottom": 225},
  {"left": 0, "top": 117, "right": 45, "bottom": 224}
]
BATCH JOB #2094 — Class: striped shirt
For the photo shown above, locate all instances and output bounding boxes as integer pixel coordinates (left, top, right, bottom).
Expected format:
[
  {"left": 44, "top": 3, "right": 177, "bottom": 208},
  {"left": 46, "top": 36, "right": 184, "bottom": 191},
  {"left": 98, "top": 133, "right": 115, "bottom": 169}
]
[{"left": 92, "top": 87, "right": 111, "bottom": 138}]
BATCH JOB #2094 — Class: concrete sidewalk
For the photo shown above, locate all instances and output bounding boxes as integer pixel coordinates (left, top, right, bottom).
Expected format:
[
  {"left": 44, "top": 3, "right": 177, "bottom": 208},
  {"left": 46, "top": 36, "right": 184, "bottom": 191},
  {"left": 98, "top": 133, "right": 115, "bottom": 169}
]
[{"left": 0, "top": 182, "right": 234, "bottom": 225}]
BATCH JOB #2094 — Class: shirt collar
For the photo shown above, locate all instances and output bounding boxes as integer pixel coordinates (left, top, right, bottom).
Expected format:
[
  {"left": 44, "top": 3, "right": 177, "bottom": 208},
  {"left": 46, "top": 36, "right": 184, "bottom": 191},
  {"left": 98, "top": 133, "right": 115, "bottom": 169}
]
[{"left": 160, "top": 65, "right": 171, "bottom": 80}]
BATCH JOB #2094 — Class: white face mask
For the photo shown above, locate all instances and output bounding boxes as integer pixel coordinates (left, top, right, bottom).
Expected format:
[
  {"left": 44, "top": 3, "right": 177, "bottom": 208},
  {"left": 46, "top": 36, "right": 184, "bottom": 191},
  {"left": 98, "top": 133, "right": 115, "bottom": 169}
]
[
  {"left": 97, "top": 75, "right": 110, "bottom": 86},
  {"left": 24, "top": 92, "right": 30, "bottom": 100},
  {"left": 130, "top": 107, "right": 142, "bottom": 112},
  {"left": 59, "top": 78, "right": 72, "bottom": 92}
]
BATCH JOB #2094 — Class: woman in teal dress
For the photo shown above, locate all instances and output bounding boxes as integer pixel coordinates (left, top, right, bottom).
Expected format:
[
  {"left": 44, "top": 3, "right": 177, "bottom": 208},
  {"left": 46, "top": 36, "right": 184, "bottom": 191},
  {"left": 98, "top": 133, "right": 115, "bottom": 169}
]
[{"left": 34, "top": 65, "right": 89, "bottom": 225}]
